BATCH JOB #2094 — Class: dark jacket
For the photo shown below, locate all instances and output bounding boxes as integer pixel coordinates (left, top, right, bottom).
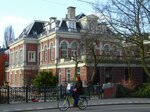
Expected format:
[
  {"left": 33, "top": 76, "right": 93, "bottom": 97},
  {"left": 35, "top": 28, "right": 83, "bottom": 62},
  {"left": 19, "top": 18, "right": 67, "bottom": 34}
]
[{"left": 75, "top": 80, "right": 83, "bottom": 94}]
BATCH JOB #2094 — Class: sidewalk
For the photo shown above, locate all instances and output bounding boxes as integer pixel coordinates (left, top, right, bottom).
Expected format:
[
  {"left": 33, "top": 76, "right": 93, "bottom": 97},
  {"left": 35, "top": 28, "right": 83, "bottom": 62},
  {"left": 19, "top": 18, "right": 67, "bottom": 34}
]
[{"left": 0, "top": 98, "right": 150, "bottom": 112}]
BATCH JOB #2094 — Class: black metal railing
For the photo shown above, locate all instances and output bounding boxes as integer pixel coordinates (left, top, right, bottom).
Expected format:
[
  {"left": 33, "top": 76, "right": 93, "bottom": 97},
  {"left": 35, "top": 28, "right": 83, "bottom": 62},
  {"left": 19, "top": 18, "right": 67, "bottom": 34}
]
[{"left": 0, "top": 85, "right": 103, "bottom": 104}]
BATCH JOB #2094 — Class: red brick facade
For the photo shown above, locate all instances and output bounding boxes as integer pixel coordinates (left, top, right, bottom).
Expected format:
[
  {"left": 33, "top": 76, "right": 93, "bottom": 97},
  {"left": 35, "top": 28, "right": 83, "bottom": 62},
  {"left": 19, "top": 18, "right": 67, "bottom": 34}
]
[
  {"left": 5, "top": 34, "right": 146, "bottom": 87},
  {"left": 0, "top": 51, "right": 9, "bottom": 86}
]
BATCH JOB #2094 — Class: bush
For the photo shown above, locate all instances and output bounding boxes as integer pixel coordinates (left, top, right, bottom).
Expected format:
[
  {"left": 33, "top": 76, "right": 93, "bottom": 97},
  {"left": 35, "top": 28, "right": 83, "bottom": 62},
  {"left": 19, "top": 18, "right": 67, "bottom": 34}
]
[
  {"left": 33, "top": 71, "right": 57, "bottom": 88},
  {"left": 116, "top": 78, "right": 137, "bottom": 98},
  {"left": 116, "top": 83, "right": 150, "bottom": 98},
  {"left": 132, "top": 83, "right": 150, "bottom": 98},
  {"left": 116, "top": 84, "right": 129, "bottom": 98}
]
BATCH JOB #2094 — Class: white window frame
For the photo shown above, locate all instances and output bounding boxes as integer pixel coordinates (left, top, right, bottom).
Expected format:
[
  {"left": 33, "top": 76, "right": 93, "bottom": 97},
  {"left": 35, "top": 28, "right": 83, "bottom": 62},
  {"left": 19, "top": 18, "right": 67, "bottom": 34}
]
[
  {"left": 103, "top": 44, "right": 110, "bottom": 55},
  {"left": 44, "top": 45, "right": 48, "bottom": 61},
  {"left": 9, "top": 73, "right": 12, "bottom": 85},
  {"left": 71, "top": 42, "right": 78, "bottom": 57},
  {"left": 50, "top": 43, "right": 54, "bottom": 60},
  {"left": 66, "top": 68, "right": 70, "bottom": 83},
  {"left": 11, "top": 53, "right": 14, "bottom": 66},
  {"left": 15, "top": 51, "right": 18, "bottom": 66},
  {"left": 19, "top": 49, "right": 23, "bottom": 65},
  {"left": 61, "top": 42, "right": 67, "bottom": 58},
  {"left": 28, "top": 51, "right": 36, "bottom": 62},
  {"left": 77, "top": 67, "right": 80, "bottom": 75},
  {"left": 112, "top": 46, "right": 120, "bottom": 56}
]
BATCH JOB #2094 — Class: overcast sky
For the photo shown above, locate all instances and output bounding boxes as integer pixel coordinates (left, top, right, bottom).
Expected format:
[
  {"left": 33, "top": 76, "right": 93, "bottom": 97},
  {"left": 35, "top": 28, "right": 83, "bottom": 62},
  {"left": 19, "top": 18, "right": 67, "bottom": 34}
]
[{"left": 0, "top": 0, "right": 95, "bottom": 47}]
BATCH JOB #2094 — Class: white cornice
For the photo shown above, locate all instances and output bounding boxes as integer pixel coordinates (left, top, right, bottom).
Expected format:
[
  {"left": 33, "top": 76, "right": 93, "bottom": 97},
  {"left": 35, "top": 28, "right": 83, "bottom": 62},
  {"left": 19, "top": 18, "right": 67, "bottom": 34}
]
[
  {"left": 39, "top": 63, "right": 85, "bottom": 69},
  {"left": 9, "top": 38, "right": 23, "bottom": 48},
  {"left": 9, "top": 37, "right": 39, "bottom": 49},
  {"left": 24, "top": 38, "right": 39, "bottom": 44},
  {"left": 57, "top": 31, "right": 80, "bottom": 38},
  {"left": 38, "top": 31, "right": 56, "bottom": 43},
  {"left": 38, "top": 30, "right": 80, "bottom": 43}
]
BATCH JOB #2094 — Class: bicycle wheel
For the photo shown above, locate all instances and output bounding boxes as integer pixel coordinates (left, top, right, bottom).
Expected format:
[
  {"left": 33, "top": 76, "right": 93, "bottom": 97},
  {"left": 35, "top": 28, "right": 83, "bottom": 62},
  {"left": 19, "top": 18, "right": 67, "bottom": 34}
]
[
  {"left": 78, "top": 97, "right": 88, "bottom": 110},
  {"left": 58, "top": 98, "right": 69, "bottom": 111}
]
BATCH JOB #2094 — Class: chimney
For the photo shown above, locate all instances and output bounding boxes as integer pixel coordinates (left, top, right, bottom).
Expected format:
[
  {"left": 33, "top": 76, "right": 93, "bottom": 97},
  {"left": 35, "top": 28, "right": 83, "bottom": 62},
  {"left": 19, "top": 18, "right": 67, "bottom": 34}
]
[
  {"left": 49, "top": 17, "right": 57, "bottom": 22},
  {"left": 67, "top": 6, "right": 76, "bottom": 19}
]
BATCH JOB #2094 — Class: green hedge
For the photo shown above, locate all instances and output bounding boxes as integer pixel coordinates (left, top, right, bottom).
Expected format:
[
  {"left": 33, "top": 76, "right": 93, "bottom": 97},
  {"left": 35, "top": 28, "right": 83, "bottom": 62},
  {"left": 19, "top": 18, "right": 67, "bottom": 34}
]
[
  {"left": 116, "top": 84, "right": 129, "bottom": 98},
  {"left": 132, "top": 83, "right": 150, "bottom": 98},
  {"left": 115, "top": 83, "right": 150, "bottom": 98}
]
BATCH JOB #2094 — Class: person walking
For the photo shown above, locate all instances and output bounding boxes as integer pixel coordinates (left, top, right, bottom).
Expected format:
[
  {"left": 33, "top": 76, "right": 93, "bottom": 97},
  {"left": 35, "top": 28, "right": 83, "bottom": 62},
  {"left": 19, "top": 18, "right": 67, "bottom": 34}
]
[{"left": 73, "top": 75, "right": 83, "bottom": 107}]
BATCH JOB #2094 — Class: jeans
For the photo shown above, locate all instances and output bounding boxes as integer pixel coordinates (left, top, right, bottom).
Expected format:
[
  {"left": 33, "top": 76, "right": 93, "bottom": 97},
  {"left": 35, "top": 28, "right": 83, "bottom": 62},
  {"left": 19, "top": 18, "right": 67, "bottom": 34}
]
[{"left": 73, "top": 92, "right": 80, "bottom": 105}]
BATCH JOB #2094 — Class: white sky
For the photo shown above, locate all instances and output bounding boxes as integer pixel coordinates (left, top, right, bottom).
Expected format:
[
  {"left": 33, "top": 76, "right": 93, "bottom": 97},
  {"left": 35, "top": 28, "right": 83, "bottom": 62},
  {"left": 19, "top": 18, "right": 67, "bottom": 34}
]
[{"left": 0, "top": 0, "right": 95, "bottom": 47}]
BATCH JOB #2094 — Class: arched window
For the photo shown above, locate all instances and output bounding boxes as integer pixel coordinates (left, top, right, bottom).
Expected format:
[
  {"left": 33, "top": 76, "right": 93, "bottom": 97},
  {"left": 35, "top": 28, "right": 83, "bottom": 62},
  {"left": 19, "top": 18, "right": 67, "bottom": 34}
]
[
  {"left": 71, "top": 42, "right": 78, "bottom": 57},
  {"left": 103, "top": 44, "right": 110, "bottom": 55},
  {"left": 61, "top": 42, "right": 67, "bottom": 58},
  {"left": 112, "top": 46, "right": 119, "bottom": 56},
  {"left": 50, "top": 43, "right": 54, "bottom": 60},
  {"left": 44, "top": 45, "right": 48, "bottom": 61}
]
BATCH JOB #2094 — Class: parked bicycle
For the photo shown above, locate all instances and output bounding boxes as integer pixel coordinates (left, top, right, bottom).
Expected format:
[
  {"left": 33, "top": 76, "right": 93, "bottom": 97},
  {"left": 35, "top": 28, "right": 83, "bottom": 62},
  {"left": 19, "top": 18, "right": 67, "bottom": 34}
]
[{"left": 58, "top": 93, "right": 88, "bottom": 111}]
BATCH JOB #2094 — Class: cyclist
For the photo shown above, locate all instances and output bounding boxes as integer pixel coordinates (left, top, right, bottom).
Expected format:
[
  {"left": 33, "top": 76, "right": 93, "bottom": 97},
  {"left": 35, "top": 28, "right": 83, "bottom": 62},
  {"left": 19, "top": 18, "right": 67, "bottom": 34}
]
[{"left": 72, "top": 76, "right": 83, "bottom": 107}]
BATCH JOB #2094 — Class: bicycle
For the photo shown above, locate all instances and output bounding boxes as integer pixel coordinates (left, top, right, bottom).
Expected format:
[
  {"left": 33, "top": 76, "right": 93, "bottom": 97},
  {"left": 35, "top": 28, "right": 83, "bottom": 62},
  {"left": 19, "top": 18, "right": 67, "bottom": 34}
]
[{"left": 58, "top": 93, "right": 88, "bottom": 111}]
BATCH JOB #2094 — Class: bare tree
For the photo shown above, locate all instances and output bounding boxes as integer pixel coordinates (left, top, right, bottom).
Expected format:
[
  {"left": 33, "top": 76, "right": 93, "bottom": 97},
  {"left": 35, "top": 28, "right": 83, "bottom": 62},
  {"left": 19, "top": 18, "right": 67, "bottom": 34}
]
[
  {"left": 79, "top": 16, "right": 99, "bottom": 84},
  {"left": 3, "top": 25, "right": 15, "bottom": 48},
  {"left": 79, "top": 16, "right": 116, "bottom": 84},
  {"left": 69, "top": 53, "right": 83, "bottom": 83},
  {"left": 88, "top": 0, "right": 150, "bottom": 78}
]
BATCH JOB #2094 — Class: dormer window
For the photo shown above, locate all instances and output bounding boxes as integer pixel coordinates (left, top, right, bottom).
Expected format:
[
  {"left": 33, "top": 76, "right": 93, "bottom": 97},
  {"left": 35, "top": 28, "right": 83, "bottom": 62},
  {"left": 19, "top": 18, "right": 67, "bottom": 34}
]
[
  {"left": 66, "top": 21, "right": 77, "bottom": 31},
  {"left": 51, "top": 22, "right": 56, "bottom": 29},
  {"left": 49, "top": 17, "right": 57, "bottom": 30},
  {"left": 44, "top": 23, "right": 50, "bottom": 33}
]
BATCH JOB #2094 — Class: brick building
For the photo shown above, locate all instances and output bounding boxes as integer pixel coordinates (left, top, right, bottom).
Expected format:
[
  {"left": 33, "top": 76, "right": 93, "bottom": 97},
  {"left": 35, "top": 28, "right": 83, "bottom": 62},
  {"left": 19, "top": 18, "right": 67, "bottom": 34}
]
[
  {"left": 5, "top": 6, "right": 150, "bottom": 87},
  {"left": 0, "top": 48, "right": 8, "bottom": 86}
]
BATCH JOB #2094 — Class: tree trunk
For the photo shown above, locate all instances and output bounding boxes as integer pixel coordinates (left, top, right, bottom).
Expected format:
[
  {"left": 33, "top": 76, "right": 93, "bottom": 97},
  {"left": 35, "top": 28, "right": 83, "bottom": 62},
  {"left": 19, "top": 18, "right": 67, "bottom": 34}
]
[
  {"left": 140, "top": 44, "right": 150, "bottom": 78},
  {"left": 90, "top": 55, "right": 97, "bottom": 84}
]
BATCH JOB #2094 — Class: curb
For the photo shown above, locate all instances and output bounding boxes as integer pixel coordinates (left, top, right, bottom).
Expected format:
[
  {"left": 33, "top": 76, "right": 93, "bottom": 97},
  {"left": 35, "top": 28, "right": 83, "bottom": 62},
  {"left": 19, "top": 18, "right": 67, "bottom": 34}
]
[
  {"left": 2, "top": 100, "right": 150, "bottom": 112},
  {"left": 89, "top": 101, "right": 150, "bottom": 107}
]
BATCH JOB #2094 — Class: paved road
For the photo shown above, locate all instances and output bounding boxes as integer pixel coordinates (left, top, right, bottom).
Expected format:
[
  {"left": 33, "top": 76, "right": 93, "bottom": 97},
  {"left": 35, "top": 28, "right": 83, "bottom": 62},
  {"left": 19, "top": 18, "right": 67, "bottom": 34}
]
[
  {"left": 0, "top": 98, "right": 150, "bottom": 112},
  {"left": 25, "top": 104, "right": 150, "bottom": 112}
]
